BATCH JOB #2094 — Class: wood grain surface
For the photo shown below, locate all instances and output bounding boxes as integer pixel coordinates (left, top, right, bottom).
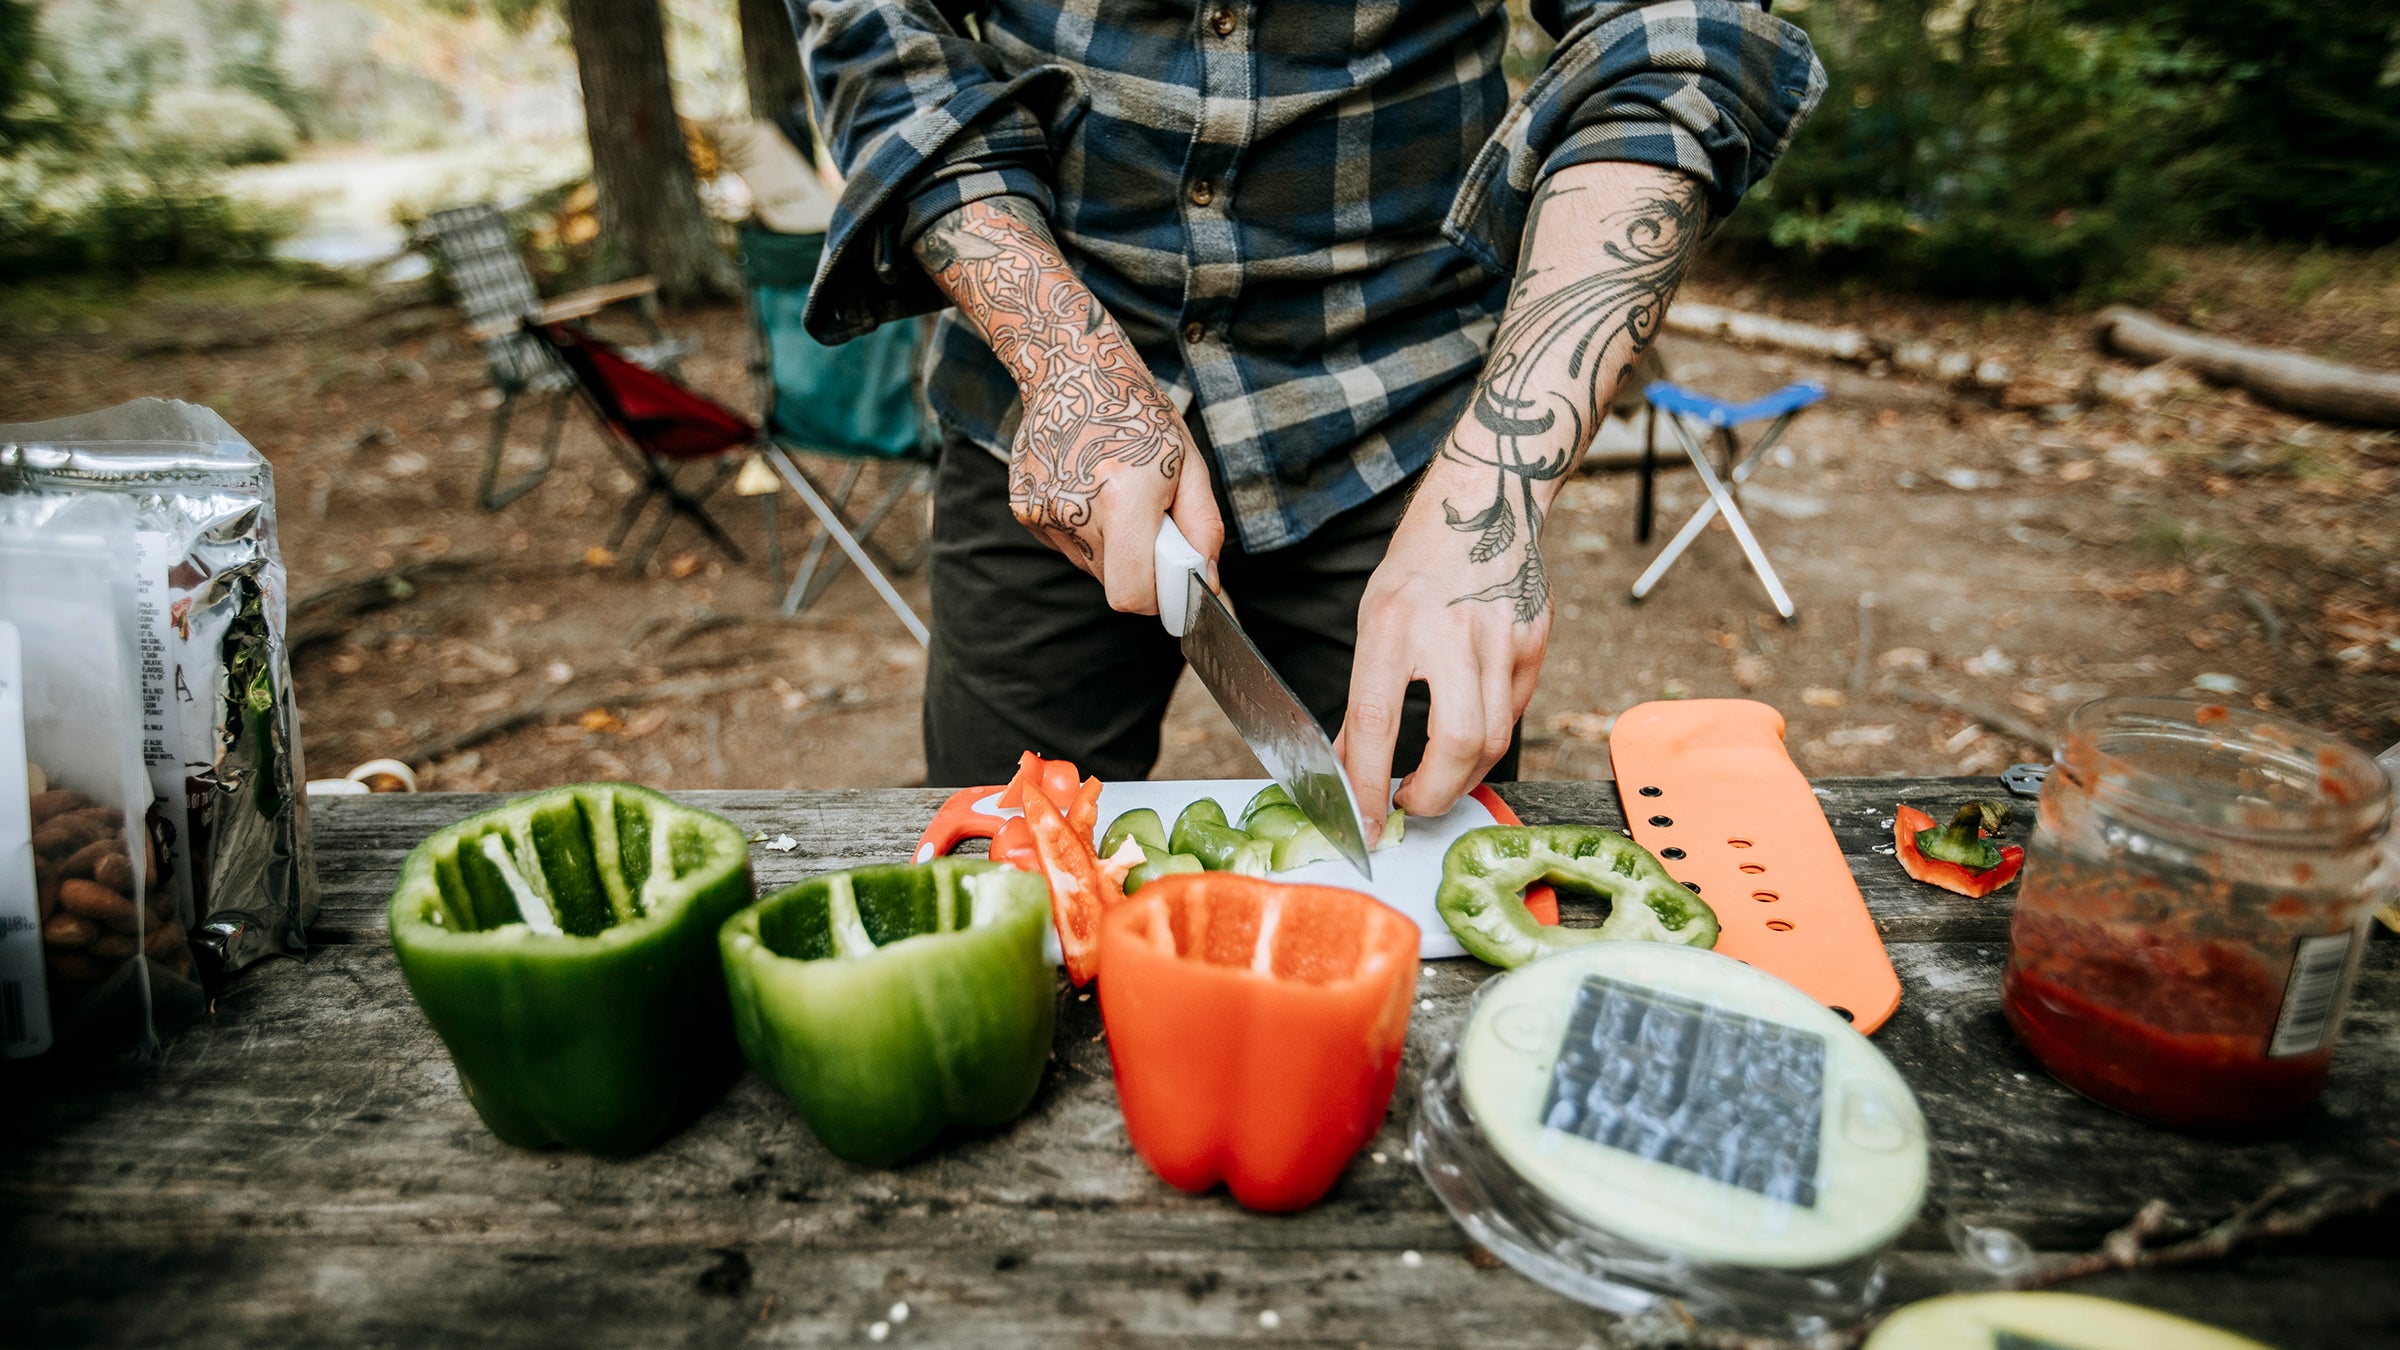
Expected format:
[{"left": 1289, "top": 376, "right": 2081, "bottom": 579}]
[{"left": 6, "top": 780, "right": 2394, "bottom": 1349}]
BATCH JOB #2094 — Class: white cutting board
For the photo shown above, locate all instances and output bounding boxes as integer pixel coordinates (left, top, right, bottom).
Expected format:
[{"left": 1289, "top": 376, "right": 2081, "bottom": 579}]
[{"left": 1083, "top": 779, "right": 1515, "bottom": 959}]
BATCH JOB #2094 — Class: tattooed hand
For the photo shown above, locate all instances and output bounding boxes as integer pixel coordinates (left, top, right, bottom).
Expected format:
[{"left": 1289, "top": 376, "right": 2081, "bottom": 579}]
[
  {"left": 1341, "top": 164, "right": 1704, "bottom": 825},
  {"left": 915, "top": 196, "right": 1224, "bottom": 613}
]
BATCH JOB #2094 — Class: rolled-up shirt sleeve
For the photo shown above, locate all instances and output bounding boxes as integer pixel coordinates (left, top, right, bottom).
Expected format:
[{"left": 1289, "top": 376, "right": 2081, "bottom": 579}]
[
  {"left": 794, "top": 0, "right": 1075, "bottom": 343},
  {"left": 1445, "top": 0, "right": 1826, "bottom": 275}
]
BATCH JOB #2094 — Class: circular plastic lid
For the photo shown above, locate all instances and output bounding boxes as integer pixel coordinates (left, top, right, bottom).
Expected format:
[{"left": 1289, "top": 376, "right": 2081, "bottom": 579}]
[{"left": 1457, "top": 942, "right": 1928, "bottom": 1270}]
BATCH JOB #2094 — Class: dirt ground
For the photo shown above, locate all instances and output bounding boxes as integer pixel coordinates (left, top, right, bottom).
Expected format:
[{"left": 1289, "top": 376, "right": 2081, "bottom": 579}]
[{"left": 1, "top": 246, "right": 2393, "bottom": 795}]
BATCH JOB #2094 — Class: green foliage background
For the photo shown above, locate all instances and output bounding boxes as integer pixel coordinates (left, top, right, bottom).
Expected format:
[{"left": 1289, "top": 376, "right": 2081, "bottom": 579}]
[{"left": 1718, "top": 0, "right": 2400, "bottom": 299}]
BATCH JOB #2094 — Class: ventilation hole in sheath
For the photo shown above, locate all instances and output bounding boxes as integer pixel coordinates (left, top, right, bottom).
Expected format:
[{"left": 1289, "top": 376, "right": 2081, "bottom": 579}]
[
  {"left": 1662, "top": 847, "right": 1686, "bottom": 860},
  {"left": 1727, "top": 838, "right": 1755, "bottom": 849},
  {"left": 1648, "top": 815, "right": 1673, "bottom": 828},
  {"left": 1830, "top": 1005, "right": 1855, "bottom": 1023},
  {"left": 1739, "top": 863, "right": 1767, "bottom": 875},
  {"left": 1684, "top": 881, "right": 1702, "bottom": 894},
  {"left": 1753, "top": 891, "right": 1780, "bottom": 903},
  {"left": 1765, "top": 919, "right": 1794, "bottom": 932},
  {"left": 1638, "top": 786, "right": 1663, "bottom": 797}
]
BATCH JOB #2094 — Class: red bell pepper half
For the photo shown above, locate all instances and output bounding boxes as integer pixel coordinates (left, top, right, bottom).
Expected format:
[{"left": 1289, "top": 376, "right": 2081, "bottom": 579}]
[
  {"left": 1097, "top": 873, "right": 1419, "bottom": 1212},
  {"left": 1894, "top": 802, "right": 2024, "bottom": 897}
]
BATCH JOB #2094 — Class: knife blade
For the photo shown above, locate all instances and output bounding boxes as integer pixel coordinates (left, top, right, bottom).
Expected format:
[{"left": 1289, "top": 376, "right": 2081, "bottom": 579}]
[{"left": 1156, "top": 520, "right": 1373, "bottom": 879}]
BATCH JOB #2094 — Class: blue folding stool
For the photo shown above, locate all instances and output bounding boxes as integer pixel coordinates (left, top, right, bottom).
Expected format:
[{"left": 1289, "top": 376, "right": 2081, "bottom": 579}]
[{"left": 1630, "top": 379, "right": 1826, "bottom": 623}]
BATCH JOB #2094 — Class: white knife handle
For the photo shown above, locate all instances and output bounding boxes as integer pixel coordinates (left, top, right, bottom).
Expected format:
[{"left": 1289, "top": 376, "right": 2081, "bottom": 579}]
[{"left": 1154, "top": 517, "right": 1207, "bottom": 638}]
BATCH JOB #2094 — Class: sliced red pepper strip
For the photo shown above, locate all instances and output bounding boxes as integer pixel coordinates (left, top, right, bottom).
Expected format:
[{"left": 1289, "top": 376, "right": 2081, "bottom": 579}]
[
  {"left": 1067, "top": 775, "right": 1104, "bottom": 842},
  {"left": 989, "top": 816, "right": 1042, "bottom": 873},
  {"left": 1894, "top": 804, "right": 2024, "bottom": 897},
  {"left": 998, "top": 753, "right": 1084, "bottom": 812},
  {"left": 1021, "top": 781, "right": 1117, "bottom": 985}
]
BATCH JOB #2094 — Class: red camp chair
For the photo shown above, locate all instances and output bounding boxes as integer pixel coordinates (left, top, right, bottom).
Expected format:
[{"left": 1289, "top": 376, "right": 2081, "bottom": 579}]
[
  {"left": 525, "top": 321, "right": 930, "bottom": 644},
  {"left": 529, "top": 321, "right": 758, "bottom": 570}
]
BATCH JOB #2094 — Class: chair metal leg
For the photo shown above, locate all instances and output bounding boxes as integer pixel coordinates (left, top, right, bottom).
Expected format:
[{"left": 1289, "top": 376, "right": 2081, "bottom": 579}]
[
  {"left": 477, "top": 388, "right": 568, "bottom": 511},
  {"left": 624, "top": 461, "right": 746, "bottom": 573},
  {"left": 795, "top": 463, "right": 921, "bottom": 611},
  {"left": 767, "top": 448, "right": 929, "bottom": 645},
  {"left": 786, "top": 459, "right": 864, "bottom": 613},
  {"left": 763, "top": 491, "right": 783, "bottom": 593},
  {"left": 1629, "top": 411, "right": 1798, "bottom": 621}
]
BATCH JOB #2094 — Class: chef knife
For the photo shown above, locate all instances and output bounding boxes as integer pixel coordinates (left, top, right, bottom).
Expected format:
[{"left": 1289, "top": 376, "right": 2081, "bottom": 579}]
[{"left": 1155, "top": 520, "right": 1373, "bottom": 879}]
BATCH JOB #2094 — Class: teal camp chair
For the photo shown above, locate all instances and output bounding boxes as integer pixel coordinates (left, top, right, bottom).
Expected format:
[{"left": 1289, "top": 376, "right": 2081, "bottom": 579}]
[{"left": 740, "top": 222, "right": 935, "bottom": 619}]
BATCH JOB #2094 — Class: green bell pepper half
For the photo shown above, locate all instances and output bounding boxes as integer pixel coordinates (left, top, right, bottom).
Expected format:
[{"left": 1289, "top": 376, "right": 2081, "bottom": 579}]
[
  {"left": 387, "top": 783, "right": 756, "bottom": 1156},
  {"left": 720, "top": 859, "right": 1056, "bottom": 1167},
  {"left": 1435, "top": 825, "right": 1720, "bottom": 968}
]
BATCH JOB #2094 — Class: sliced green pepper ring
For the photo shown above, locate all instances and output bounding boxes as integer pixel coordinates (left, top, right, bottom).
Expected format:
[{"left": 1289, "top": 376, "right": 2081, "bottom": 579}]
[
  {"left": 720, "top": 859, "right": 1056, "bottom": 1167},
  {"left": 1435, "top": 824, "right": 1720, "bottom": 969},
  {"left": 388, "top": 783, "right": 756, "bottom": 1156}
]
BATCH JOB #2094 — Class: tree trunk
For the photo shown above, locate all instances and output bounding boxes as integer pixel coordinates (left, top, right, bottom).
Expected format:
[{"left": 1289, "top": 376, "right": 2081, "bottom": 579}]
[
  {"left": 738, "top": 0, "right": 811, "bottom": 129},
  {"left": 560, "top": 0, "right": 738, "bottom": 302}
]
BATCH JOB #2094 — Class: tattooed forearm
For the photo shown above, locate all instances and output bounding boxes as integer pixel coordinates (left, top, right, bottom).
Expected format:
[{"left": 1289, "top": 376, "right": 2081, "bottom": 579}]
[
  {"left": 1440, "top": 173, "right": 1703, "bottom": 620},
  {"left": 914, "top": 197, "right": 1181, "bottom": 559}
]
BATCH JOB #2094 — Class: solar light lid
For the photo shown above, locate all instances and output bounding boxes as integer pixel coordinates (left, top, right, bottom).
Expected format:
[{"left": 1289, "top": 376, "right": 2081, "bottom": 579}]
[{"left": 1457, "top": 943, "right": 1928, "bottom": 1270}]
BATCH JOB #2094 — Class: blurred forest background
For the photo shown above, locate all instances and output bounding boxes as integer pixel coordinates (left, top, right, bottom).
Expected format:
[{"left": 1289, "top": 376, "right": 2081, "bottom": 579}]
[
  {"left": 2, "top": 0, "right": 2393, "bottom": 293},
  {"left": 0, "top": 1, "right": 2394, "bottom": 793}
]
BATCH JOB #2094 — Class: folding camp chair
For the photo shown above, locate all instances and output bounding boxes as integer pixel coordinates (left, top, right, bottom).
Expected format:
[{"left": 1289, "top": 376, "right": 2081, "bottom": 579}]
[
  {"left": 1629, "top": 379, "right": 1826, "bottom": 623},
  {"left": 526, "top": 321, "right": 931, "bottom": 646},
  {"left": 743, "top": 223, "right": 934, "bottom": 616},
  {"left": 422, "top": 203, "right": 689, "bottom": 510},
  {"left": 717, "top": 118, "right": 935, "bottom": 619}
]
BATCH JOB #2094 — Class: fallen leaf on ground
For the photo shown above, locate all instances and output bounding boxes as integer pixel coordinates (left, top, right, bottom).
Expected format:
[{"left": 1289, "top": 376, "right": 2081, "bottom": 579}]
[
  {"left": 622, "top": 707, "right": 671, "bottom": 738},
  {"left": 1827, "top": 725, "right": 1897, "bottom": 748},
  {"left": 578, "top": 708, "right": 625, "bottom": 734},
  {"left": 545, "top": 660, "right": 575, "bottom": 684},
  {"left": 1878, "top": 647, "right": 1932, "bottom": 672},
  {"left": 666, "top": 551, "right": 703, "bottom": 579},
  {"left": 1732, "top": 654, "right": 1772, "bottom": 689},
  {"left": 1547, "top": 710, "right": 1614, "bottom": 741},
  {"left": 1802, "top": 686, "right": 1847, "bottom": 707},
  {"left": 583, "top": 546, "right": 617, "bottom": 568}
]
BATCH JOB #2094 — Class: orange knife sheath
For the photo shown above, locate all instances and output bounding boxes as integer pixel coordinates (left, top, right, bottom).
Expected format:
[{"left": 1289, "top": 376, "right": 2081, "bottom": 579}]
[{"left": 1607, "top": 699, "right": 1902, "bottom": 1032}]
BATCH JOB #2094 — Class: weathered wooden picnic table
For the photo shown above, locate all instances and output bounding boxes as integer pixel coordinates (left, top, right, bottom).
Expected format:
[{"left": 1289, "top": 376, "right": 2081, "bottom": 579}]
[{"left": 5, "top": 779, "right": 2395, "bottom": 1348}]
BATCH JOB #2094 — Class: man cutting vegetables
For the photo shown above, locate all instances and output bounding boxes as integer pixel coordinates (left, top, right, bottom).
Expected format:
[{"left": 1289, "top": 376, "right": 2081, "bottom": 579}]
[{"left": 796, "top": 0, "right": 1822, "bottom": 826}]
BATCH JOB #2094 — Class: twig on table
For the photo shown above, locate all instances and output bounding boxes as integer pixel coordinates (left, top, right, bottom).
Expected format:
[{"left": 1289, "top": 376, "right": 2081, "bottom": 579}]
[
  {"left": 2014, "top": 1179, "right": 2400, "bottom": 1290},
  {"left": 1887, "top": 683, "right": 2055, "bottom": 755}
]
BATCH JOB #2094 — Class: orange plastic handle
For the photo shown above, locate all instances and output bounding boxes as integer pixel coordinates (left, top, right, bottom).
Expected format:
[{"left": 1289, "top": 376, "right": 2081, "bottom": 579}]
[
  {"left": 1607, "top": 699, "right": 1902, "bottom": 1032},
  {"left": 914, "top": 785, "right": 1009, "bottom": 864}
]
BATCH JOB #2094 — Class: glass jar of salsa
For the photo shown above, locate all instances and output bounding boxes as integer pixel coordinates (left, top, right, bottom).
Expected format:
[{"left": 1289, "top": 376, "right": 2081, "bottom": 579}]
[{"left": 2003, "top": 697, "right": 2392, "bottom": 1131}]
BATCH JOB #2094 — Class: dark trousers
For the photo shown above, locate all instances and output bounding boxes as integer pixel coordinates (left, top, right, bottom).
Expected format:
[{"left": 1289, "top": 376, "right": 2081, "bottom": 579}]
[{"left": 921, "top": 430, "right": 1522, "bottom": 787}]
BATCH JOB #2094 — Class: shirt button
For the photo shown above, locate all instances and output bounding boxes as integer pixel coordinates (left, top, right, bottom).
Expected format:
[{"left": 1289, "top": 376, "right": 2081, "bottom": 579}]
[
  {"left": 1190, "top": 179, "right": 1215, "bottom": 207},
  {"left": 1210, "top": 8, "right": 1237, "bottom": 37},
  {"left": 1183, "top": 321, "right": 1206, "bottom": 345}
]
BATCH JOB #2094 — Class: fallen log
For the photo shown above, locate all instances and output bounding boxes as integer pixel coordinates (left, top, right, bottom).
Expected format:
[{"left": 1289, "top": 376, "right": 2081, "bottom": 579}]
[
  {"left": 2096, "top": 306, "right": 2400, "bottom": 426},
  {"left": 1665, "top": 301, "right": 1873, "bottom": 364}
]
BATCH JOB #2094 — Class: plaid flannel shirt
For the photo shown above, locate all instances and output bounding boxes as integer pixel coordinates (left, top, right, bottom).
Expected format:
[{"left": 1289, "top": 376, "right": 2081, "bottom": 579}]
[{"left": 797, "top": 0, "right": 1823, "bottom": 551}]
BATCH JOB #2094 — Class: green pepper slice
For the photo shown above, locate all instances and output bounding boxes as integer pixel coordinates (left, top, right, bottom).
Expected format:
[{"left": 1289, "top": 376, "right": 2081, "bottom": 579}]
[
  {"left": 1101, "top": 808, "right": 1168, "bottom": 860},
  {"left": 1436, "top": 825, "right": 1720, "bottom": 968},
  {"left": 387, "top": 783, "right": 756, "bottom": 1155},
  {"left": 1125, "top": 851, "right": 1204, "bottom": 893},
  {"left": 720, "top": 859, "right": 1055, "bottom": 1167}
]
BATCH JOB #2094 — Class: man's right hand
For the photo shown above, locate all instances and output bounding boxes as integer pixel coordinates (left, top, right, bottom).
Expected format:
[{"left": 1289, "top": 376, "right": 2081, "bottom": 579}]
[{"left": 916, "top": 197, "right": 1224, "bottom": 614}]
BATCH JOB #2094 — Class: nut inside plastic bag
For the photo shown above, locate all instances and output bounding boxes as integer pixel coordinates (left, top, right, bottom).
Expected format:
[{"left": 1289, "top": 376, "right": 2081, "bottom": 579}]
[{"left": 0, "top": 493, "right": 201, "bottom": 1057}]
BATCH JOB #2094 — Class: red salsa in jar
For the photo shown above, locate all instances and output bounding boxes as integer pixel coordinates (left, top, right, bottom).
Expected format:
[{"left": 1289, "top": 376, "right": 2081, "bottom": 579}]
[
  {"left": 2002, "top": 912, "right": 2333, "bottom": 1130},
  {"left": 2002, "top": 698, "right": 2388, "bottom": 1133}
]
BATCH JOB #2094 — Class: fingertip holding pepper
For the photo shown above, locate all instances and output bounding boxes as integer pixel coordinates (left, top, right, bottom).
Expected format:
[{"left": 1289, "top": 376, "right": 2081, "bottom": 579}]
[
  {"left": 386, "top": 784, "right": 756, "bottom": 1156},
  {"left": 720, "top": 860, "right": 1056, "bottom": 1168},
  {"left": 1097, "top": 873, "right": 1419, "bottom": 1212}
]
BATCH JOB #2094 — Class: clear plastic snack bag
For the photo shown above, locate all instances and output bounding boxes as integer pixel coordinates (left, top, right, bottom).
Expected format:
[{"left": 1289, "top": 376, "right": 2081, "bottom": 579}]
[
  {"left": 0, "top": 398, "right": 314, "bottom": 982},
  {"left": 0, "top": 493, "right": 200, "bottom": 1056}
]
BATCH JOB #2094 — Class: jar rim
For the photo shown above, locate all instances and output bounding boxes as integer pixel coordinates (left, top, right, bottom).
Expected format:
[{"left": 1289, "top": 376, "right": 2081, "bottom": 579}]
[{"left": 2058, "top": 696, "right": 2392, "bottom": 846}]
